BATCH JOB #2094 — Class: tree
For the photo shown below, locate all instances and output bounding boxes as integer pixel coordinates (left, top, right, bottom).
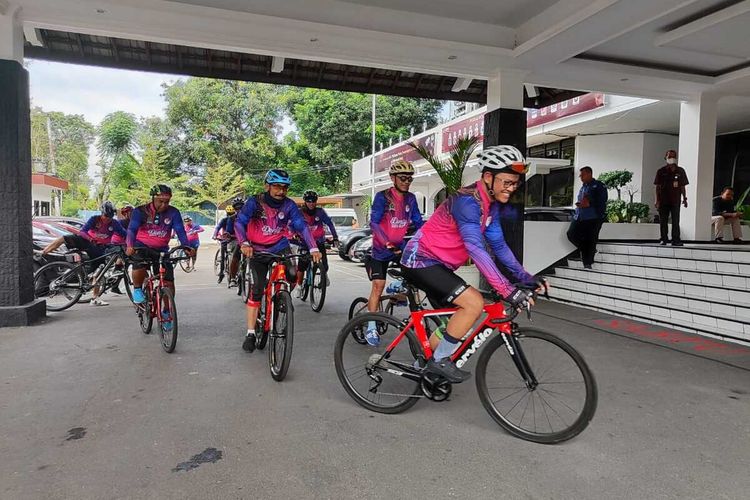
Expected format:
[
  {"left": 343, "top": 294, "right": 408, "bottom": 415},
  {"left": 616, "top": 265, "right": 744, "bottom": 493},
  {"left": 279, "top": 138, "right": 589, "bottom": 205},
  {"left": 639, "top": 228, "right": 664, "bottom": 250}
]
[
  {"left": 98, "top": 111, "right": 139, "bottom": 202},
  {"left": 192, "top": 161, "right": 246, "bottom": 220},
  {"left": 410, "top": 135, "right": 480, "bottom": 195},
  {"left": 598, "top": 170, "right": 633, "bottom": 201}
]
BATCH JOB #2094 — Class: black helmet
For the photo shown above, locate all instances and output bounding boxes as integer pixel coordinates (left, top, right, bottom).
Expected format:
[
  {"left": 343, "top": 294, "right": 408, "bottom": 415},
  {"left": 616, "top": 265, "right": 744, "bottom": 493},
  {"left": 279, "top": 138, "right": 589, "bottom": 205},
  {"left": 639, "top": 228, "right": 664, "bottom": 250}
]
[
  {"left": 303, "top": 190, "right": 318, "bottom": 202},
  {"left": 149, "top": 184, "right": 172, "bottom": 197},
  {"left": 230, "top": 196, "right": 245, "bottom": 209},
  {"left": 100, "top": 201, "right": 116, "bottom": 218}
]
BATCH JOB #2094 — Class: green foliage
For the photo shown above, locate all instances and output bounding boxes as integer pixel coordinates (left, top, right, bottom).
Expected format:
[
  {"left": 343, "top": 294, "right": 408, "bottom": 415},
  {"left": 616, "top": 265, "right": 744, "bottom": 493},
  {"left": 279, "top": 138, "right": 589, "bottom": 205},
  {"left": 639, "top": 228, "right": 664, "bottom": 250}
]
[
  {"left": 734, "top": 185, "right": 750, "bottom": 211},
  {"left": 410, "top": 135, "right": 480, "bottom": 195},
  {"left": 606, "top": 200, "right": 650, "bottom": 223},
  {"left": 98, "top": 111, "right": 140, "bottom": 202},
  {"left": 192, "top": 161, "right": 246, "bottom": 217},
  {"left": 598, "top": 170, "right": 633, "bottom": 201}
]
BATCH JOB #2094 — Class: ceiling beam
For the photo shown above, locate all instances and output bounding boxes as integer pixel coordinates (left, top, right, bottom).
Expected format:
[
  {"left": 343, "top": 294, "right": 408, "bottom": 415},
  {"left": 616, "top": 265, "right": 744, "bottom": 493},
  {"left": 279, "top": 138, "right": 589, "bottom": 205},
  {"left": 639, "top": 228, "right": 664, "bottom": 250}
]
[{"left": 452, "top": 77, "right": 472, "bottom": 92}]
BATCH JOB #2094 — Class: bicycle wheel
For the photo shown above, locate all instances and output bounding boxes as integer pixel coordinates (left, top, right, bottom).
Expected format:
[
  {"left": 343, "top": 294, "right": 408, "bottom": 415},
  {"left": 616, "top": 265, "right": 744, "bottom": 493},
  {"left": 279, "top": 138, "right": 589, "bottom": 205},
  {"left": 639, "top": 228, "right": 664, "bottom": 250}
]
[
  {"left": 310, "top": 265, "right": 326, "bottom": 312},
  {"left": 178, "top": 251, "right": 193, "bottom": 273},
  {"left": 138, "top": 287, "right": 153, "bottom": 335},
  {"left": 475, "top": 327, "right": 597, "bottom": 444},
  {"left": 122, "top": 264, "right": 134, "bottom": 304},
  {"left": 34, "top": 261, "right": 85, "bottom": 311},
  {"left": 158, "top": 287, "right": 178, "bottom": 353},
  {"left": 268, "top": 290, "right": 294, "bottom": 381},
  {"left": 213, "top": 248, "right": 222, "bottom": 276},
  {"left": 347, "top": 297, "right": 370, "bottom": 344},
  {"left": 335, "top": 312, "right": 423, "bottom": 414},
  {"left": 298, "top": 267, "right": 310, "bottom": 302}
]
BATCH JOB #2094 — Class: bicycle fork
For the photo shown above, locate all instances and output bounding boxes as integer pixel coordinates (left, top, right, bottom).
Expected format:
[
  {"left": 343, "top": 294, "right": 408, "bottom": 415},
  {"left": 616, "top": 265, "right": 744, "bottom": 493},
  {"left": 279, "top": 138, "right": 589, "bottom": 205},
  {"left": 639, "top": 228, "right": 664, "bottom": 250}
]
[{"left": 502, "top": 328, "right": 539, "bottom": 390}]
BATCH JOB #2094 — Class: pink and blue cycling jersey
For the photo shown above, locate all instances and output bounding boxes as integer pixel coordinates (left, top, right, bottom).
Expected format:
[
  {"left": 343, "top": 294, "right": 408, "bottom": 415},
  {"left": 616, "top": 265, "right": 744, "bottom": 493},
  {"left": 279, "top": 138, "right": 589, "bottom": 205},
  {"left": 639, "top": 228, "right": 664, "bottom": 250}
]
[
  {"left": 370, "top": 187, "right": 423, "bottom": 261},
  {"left": 401, "top": 181, "right": 533, "bottom": 298},
  {"left": 235, "top": 194, "right": 317, "bottom": 253},
  {"left": 126, "top": 203, "right": 189, "bottom": 251},
  {"left": 184, "top": 223, "right": 204, "bottom": 248},
  {"left": 302, "top": 207, "right": 338, "bottom": 244},
  {"left": 79, "top": 216, "right": 126, "bottom": 246},
  {"left": 110, "top": 217, "right": 130, "bottom": 245}
]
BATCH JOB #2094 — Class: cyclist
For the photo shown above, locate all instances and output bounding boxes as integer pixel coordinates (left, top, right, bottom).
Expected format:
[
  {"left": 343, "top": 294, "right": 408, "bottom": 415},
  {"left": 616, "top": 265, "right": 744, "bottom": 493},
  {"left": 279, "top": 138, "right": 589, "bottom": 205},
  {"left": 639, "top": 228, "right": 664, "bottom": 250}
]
[
  {"left": 213, "top": 198, "right": 244, "bottom": 284},
  {"left": 126, "top": 185, "right": 194, "bottom": 324},
  {"left": 294, "top": 190, "right": 338, "bottom": 291},
  {"left": 110, "top": 203, "right": 134, "bottom": 295},
  {"left": 235, "top": 169, "right": 321, "bottom": 352},
  {"left": 182, "top": 216, "right": 205, "bottom": 269},
  {"left": 41, "top": 201, "right": 125, "bottom": 306},
  {"left": 400, "top": 145, "right": 548, "bottom": 383},
  {"left": 364, "top": 159, "right": 424, "bottom": 345}
]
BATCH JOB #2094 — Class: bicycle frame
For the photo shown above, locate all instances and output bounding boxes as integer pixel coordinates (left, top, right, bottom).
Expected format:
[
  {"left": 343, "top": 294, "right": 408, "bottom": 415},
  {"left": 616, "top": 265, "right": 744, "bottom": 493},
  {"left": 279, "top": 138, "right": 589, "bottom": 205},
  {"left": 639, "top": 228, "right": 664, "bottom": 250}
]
[
  {"left": 141, "top": 251, "right": 171, "bottom": 320},
  {"left": 261, "top": 259, "right": 291, "bottom": 334}
]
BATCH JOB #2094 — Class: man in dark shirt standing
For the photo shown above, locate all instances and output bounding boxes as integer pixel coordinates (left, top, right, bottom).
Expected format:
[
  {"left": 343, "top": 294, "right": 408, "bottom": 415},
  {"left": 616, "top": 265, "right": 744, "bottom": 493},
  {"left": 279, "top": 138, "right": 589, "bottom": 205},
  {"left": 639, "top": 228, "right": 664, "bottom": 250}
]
[
  {"left": 654, "top": 149, "right": 689, "bottom": 246},
  {"left": 712, "top": 187, "right": 743, "bottom": 243},
  {"left": 567, "top": 166, "right": 608, "bottom": 269}
]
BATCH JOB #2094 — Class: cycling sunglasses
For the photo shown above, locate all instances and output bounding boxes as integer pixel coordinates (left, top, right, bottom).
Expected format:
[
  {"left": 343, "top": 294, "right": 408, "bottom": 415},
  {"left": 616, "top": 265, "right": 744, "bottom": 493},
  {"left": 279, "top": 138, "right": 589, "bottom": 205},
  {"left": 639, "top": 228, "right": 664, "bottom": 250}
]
[
  {"left": 506, "top": 162, "right": 529, "bottom": 175},
  {"left": 395, "top": 175, "right": 414, "bottom": 183}
]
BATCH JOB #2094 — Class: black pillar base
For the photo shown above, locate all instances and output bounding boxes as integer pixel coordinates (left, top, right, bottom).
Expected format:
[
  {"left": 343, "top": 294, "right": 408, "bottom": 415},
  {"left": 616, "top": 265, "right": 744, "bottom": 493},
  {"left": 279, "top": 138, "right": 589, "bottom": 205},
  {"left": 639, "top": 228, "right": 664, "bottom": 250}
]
[
  {"left": 0, "top": 300, "right": 46, "bottom": 327},
  {"left": 1, "top": 59, "right": 45, "bottom": 326},
  {"left": 483, "top": 107, "right": 527, "bottom": 263}
]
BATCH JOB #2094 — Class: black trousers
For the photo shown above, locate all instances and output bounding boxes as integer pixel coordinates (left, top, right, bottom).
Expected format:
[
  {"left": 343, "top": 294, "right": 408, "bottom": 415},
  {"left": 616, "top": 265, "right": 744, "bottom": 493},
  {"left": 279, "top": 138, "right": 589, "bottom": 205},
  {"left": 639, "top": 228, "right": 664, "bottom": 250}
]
[
  {"left": 658, "top": 204, "right": 681, "bottom": 243},
  {"left": 567, "top": 219, "right": 602, "bottom": 266}
]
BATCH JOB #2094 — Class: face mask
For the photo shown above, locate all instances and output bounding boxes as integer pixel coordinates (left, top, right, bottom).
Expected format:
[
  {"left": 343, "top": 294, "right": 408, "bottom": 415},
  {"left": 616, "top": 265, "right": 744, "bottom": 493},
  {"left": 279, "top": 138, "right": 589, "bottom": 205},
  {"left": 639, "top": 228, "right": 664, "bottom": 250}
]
[{"left": 666, "top": 158, "right": 676, "bottom": 165}]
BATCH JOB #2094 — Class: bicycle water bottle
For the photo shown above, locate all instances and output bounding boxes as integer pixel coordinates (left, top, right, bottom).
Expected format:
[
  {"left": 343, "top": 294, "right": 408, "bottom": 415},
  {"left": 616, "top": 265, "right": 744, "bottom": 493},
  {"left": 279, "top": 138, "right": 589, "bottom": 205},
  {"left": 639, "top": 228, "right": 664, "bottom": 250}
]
[{"left": 385, "top": 279, "right": 403, "bottom": 294}]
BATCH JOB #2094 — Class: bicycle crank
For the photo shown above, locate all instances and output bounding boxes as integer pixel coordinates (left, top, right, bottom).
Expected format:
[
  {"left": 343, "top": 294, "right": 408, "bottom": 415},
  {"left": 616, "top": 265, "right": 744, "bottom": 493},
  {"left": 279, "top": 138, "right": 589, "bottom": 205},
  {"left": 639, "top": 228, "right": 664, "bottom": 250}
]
[{"left": 420, "top": 373, "right": 452, "bottom": 401}]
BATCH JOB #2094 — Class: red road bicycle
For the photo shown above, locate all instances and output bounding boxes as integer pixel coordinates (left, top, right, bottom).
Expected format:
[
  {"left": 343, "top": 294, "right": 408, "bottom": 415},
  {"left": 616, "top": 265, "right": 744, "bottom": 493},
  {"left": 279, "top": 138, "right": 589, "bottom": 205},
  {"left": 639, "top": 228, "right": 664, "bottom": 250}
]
[
  {"left": 245, "top": 251, "right": 303, "bottom": 381},
  {"left": 334, "top": 270, "right": 597, "bottom": 444},
  {"left": 135, "top": 246, "right": 192, "bottom": 353}
]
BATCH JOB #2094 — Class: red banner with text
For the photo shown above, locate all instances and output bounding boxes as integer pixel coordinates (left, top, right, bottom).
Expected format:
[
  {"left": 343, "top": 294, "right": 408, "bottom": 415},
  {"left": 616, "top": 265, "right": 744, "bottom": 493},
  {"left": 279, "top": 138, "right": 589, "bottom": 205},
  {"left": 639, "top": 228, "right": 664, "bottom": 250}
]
[{"left": 374, "top": 133, "right": 436, "bottom": 173}]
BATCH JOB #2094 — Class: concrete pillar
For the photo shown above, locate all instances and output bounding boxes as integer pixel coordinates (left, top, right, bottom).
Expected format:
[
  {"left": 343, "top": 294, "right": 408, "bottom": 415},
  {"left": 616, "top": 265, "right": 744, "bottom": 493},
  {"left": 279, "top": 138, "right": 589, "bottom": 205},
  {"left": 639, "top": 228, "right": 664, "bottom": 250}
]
[
  {"left": 483, "top": 70, "right": 527, "bottom": 264},
  {"left": 0, "top": 4, "right": 46, "bottom": 326},
  {"left": 678, "top": 94, "right": 718, "bottom": 241}
]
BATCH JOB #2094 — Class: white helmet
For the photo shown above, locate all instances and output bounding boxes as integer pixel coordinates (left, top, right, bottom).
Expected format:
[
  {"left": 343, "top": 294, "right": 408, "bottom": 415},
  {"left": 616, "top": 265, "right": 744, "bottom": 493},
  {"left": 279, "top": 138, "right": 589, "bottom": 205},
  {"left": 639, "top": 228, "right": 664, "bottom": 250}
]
[{"left": 477, "top": 145, "right": 528, "bottom": 173}]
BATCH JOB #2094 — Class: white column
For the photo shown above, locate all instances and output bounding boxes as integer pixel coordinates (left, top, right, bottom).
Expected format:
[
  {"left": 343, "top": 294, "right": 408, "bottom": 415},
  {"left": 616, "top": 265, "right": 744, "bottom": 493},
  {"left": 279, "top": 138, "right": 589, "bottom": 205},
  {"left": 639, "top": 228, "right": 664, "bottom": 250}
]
[
  {"left": 678, "top": 93, "right": 718, "bottom": 241},
  {"left": 0, "top": 2, "right": 24, "bottom": 63},
  {"left": 486, "top": 69, "right": 526, "bottom": 112}
]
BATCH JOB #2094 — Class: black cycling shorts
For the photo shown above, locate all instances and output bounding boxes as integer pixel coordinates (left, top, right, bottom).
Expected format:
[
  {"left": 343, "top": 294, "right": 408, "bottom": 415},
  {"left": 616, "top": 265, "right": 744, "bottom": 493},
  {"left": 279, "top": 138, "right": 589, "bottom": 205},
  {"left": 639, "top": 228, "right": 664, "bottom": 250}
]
[
  {"left": 130, "top": 247, "right": 175, "bottom": 282},
  {"left": 365, "top": 256, "right": 398, "bottom": 281},
  {"left": 400, "top": 265, "right": 469, "bottom": 307},
  {"left": 63, "top": 234, "right": 106, "bottom": 259}
]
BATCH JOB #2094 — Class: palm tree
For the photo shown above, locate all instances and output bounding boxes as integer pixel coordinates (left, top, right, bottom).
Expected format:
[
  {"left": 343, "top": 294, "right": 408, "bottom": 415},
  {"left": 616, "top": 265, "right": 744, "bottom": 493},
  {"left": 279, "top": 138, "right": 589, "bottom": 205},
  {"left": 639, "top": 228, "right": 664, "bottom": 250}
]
[{"left": 408, "top": 135, "right": 480, "bottom": 195}]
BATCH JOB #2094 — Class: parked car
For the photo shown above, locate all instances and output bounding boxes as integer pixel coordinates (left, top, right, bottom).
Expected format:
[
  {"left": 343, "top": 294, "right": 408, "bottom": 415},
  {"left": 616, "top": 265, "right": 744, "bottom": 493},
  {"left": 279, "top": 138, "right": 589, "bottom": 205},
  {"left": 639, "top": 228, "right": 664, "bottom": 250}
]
[
  {"left": 351, "top": 235, "right": 372, "bottom": 263},
  {"left": 35, "top": 216, "right": 85, "bottom": 230},
  {"left": 524, "top": 207, "right": 574, "bottom": 222},
  {"left": 338, "top": 227, "right": 372, "bottom": 261}
]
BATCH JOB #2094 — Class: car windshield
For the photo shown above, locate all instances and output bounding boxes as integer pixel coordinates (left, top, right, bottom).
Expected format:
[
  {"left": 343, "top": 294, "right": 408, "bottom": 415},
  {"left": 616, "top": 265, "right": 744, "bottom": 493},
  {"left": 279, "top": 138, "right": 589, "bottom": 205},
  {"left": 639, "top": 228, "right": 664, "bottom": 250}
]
[{"left": 330, "top": 215, "right": 355, "bottom": 227}]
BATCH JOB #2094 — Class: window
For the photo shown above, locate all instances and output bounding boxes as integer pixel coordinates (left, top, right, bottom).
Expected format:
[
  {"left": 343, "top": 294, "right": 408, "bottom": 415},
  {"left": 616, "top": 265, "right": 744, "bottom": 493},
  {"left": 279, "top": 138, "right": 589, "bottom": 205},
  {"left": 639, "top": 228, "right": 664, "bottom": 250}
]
[
  {"left": 525, "top": 174, "right": 544, "bottom": 207},
  {"left": 40, "top": 201, "right": 50, "bottom": 216},
  {"left": 545, "top": 168, "right": 574, "bottom": 207}
]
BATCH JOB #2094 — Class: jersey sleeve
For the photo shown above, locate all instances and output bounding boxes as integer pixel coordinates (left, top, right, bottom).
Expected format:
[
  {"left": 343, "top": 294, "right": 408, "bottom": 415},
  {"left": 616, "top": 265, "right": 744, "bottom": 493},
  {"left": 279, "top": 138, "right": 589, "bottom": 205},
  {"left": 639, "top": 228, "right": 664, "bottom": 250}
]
[
  {"left": 289, "top": 203, "right": 318, "bottom": 250},
  {"left": 112, "top": 219, "right": 126, "bottom": 239},
  {"left": 320, "top": 209, "right": 338, "bottom": 239},
  {"left": 235, "top": 197, "right": 257, "bottom": 245},
  {"left": 484, "top": 206, "right": 535, "bottom": 286},
  {"left": 126, "top": 210, "right": 142, "bottom": 248},
  {"left": 369, "top": 192, "right": 389, "bottom": 247},
  {"left": 213, "top": 218, "right": 225, "bottom": 238},
  {"left": 78, "top": 216, "right": 96, "bottom": 241},
  {"left": 409, "top": 195, "right": 424, "bottom": 230},
  {"left": 452, "top": 196, "right": 515, "bottom": 297},
  {"left": 172, "top": 211, "right": 190, "bottom": 247}
]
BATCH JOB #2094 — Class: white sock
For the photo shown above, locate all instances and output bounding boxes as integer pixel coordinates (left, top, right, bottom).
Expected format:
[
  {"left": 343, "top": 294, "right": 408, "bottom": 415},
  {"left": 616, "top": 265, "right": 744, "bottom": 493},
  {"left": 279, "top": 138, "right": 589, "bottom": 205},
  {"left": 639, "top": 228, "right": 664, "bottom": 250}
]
[
  {"left": 246, "top": 329, "right": 255, "bottom": 337},
  {"left": 367, "top": 321, "right": 376, "bottom": 332}
]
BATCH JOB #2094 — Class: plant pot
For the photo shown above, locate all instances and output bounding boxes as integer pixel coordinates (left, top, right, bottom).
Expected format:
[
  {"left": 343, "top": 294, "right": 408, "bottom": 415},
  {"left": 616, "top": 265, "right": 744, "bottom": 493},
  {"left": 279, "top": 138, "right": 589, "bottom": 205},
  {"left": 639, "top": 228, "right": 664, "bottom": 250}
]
[{"left": 455, "top": 264, "right": 481, "bottom": 289}]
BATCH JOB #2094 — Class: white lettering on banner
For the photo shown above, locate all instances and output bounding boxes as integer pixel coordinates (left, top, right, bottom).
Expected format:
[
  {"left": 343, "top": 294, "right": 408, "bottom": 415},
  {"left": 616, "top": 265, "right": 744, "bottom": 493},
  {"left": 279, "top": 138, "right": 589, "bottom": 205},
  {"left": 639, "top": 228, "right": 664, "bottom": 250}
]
[
  {"left": 456, "top": 328, "right": 494, "bottom": 368},
  {"left": 390, "top": 217, "right": 408, "bottom": 229}
]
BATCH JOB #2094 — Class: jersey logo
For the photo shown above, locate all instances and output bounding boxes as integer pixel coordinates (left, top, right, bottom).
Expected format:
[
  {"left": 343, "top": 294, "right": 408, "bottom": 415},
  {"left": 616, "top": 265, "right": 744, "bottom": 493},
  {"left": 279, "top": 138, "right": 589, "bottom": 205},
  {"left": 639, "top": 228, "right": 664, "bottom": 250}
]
[
  {"left": 405, "top": 205, "right": 410, "bottom": 212},
  {"left": 278, "top": 213, "right": 285, "bottom": 220},
  {"left": 315, "top": 216, "right": 320, "bottom": 221},
  {"left": 164, "top": 217, "right": 171, "bottom": 225},
  {"left": 485, "top": 216, "right": 492, "bottom": 227}
]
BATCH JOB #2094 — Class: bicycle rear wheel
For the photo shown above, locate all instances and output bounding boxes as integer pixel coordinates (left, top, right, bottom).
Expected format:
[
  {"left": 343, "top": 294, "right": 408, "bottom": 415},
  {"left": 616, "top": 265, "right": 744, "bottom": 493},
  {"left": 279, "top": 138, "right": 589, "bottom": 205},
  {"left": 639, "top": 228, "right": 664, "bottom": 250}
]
[
  {"left": 255, "top": 297, "right": 269, "bottom": 351},
  {"left": 334, "top": 312, "right": 422, "bottom": 414},
  {"left": 138, "top": 287, "right": 153, "bottom": 335},
  {"left": 34, "top": 261, "right": 85, "bottom": 311},
  {"left": 299, "top": 267, "right": 310, "bottom": 302},
  {"left": 178, "top": 250, "right": 194, "bottom": 273},
  {"left": 310, "top": 265, "right": 326, "bottom": 312},
  {"left": 158, "top": 287, "right": 178, "bottom": 353},
  {"left": 475, "top": 327, "right": 597, "bottom": 444},
  {"left": 268, "top": 290, "right": 294, "bottom": 381}
]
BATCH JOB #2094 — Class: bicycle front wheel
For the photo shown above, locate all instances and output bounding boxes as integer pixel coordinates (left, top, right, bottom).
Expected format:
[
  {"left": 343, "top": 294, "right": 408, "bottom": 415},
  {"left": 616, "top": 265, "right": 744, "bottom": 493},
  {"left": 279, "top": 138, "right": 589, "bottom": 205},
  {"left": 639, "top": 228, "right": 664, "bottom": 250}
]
[
  {"left": 310, "top": 265, "right": 326, "bottom": 312},
  {"left": 158, "top": 287, "right": 178, "bottom": 353},
  {"left": 178, "top": 251, "right": 193, "bottom": 273},
  {"left": 138, "top": 286, "right": 153, "bottom": 335},
  {"left": 213, "top": 248, "right": 222, "bottom": 276},
  {"left": 334, "top": 312, "right": 422, "bottom": 414},
  {"left": 475, "top": 327, "right": 597, "bottom": 444},
  {"left": 34, "top": 261, "right": 85, "bottom": 312},
  {"left": 268, "top": 290, "right": 294, "bottom": 381}
]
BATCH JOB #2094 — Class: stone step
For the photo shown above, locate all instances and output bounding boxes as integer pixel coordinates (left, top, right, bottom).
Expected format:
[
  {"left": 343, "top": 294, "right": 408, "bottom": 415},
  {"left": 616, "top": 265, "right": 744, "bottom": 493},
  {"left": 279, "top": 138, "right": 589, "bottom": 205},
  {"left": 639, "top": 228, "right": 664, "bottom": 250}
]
[
  {"left": 552, "top": 266, "right": 750, "bottom": 305},
  {"left": 565, "top": 260, "right": 750, "bottom": 289},
  {"left": 546, "top": 288, "right": 750, "bottom": 344},
  {"left": 547, "top": 275, "right": 750, "bottom": 323},
  {"left": 595, "top": 249, "right": 750, "bottom": 275},
  {"left": 597, "top": 243, "right": 750, "bottom": 263}
]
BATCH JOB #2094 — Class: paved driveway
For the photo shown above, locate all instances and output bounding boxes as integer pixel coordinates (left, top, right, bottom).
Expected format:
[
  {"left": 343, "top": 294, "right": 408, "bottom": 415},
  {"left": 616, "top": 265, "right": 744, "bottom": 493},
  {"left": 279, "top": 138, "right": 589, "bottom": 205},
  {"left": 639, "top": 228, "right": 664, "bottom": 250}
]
[{"left": 1, "top": 247, "right": 749, "bottom": 499}]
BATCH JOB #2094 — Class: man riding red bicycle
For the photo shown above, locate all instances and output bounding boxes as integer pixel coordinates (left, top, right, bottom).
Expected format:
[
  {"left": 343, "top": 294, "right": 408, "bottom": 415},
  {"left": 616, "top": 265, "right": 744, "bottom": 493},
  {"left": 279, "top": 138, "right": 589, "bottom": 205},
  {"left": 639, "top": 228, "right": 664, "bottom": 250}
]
[
  {"left": 234, "top": 169, "right": 321, "bottom": 352},
  {"left": 400, "top": 145, "right": 548, "bottom": 383}
]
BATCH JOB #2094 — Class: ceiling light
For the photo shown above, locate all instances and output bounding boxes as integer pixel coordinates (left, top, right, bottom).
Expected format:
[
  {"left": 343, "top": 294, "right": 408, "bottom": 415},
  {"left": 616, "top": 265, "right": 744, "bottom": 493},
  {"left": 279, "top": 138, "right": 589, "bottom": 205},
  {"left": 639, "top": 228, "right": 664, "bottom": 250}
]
[
  {"left": 620, "top": 78, "right": 629, "bottom": 82},
  {"left": 310, "top": 38, "right": 319, "bottom": 42},
  {"left": 96, "top": 9, "right": 105, "bottom": 13},
  {"left": 448, "top": 55, "right": 457, "bottom": 60}
]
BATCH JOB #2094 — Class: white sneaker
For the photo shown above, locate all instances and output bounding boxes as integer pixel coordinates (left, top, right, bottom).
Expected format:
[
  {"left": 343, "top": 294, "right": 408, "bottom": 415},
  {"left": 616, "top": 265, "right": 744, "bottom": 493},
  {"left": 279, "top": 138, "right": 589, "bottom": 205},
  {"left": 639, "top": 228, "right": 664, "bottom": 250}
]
[{"left": 91, "top": 298, "right": 109, "bottom": 306}]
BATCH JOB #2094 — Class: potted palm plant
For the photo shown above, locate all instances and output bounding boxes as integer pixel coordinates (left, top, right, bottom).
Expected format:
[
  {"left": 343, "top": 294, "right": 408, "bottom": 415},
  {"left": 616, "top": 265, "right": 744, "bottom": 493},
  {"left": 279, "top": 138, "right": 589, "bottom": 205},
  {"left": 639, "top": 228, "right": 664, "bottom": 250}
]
[{"left": 409, "top": 135, "right": 481, "bottom": 286}]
